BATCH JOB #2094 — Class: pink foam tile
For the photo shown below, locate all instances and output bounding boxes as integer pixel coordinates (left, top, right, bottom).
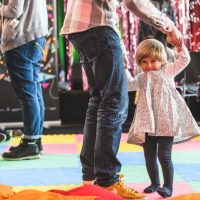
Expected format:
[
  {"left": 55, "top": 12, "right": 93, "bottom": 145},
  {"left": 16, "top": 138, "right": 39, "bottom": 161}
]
[
  {"left": 43, "top": 144, "right": 78, "bottom": 154},
  {"left": 76, "top": 134, "right": 83, "bottom": 143},
  {"left": 173, "top": 141, "right": 200, "bottom": 151},
  {"left": 120, "top": 133, "right": 128, "bottom": 142},
  {"left": 128, "top": 182, "right": 194, "bottom": 200},
  {"left": 2, "top": 147, "right": 11, "bottom": 152}
]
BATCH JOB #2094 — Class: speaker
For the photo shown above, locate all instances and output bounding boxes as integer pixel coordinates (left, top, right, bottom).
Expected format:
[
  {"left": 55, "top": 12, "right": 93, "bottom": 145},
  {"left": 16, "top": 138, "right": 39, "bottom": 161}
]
[
  {"left": 176, "top": 52, "right": 200, "bottom": 84},
  {"left": 185, "top": 52, "right": 200, "bottom": 84},
  {"left": 71, "top": 63, "right": 83, "bottom": 90}
]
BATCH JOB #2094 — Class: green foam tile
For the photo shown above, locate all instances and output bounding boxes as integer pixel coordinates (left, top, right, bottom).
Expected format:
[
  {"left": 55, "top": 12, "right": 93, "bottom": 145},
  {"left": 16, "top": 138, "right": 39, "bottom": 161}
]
[
  {"left": 173, "top": 151, "right": 200, "bottom": 164},
  {"left": 188, "top": 181, "right": 200, "bottom": 192},
  {"left": 121, "top": 165, "right": 183, "bottom": 183},
  {"left": 121, "top": 166, "right": 150, "bottom": 183},
  {"left": 0, "top": 154, "right": 80, "bottom": 169}
]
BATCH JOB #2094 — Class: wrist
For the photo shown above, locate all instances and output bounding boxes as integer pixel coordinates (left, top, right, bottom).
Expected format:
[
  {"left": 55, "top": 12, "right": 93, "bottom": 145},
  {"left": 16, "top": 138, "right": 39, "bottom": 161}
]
[{"left": 165, "top": 18, "right": 175, "bottom": 34}]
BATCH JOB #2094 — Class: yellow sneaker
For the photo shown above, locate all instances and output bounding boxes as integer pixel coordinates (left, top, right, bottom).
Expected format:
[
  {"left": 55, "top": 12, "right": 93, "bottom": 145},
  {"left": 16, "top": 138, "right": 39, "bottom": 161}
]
[{"left": 103, "top": 177, "right": 145, "bottom": 199}]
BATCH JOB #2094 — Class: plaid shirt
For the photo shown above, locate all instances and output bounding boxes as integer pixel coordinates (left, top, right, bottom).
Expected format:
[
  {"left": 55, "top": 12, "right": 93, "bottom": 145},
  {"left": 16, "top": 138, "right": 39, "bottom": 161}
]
[{"left": 61, "top": 0, "right": 174, "bottom": 36}]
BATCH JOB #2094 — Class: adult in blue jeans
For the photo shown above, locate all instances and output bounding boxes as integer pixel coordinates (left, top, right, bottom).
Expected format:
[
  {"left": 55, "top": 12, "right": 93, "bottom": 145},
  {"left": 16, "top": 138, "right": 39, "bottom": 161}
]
[
  {"left": 0, "top": 0, "right": 48, "bottom": 161},
  {"left": 61, "top": 0, "right": 182, "bottom": 199}
]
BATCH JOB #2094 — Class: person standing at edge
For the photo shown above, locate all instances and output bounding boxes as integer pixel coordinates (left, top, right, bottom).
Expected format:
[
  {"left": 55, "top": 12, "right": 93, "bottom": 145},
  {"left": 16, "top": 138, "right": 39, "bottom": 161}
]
[
  {"left": 0, "top": 0, "right": 48, "bottom": 161},
  {"left": 61, "top": 0, "right": 182, "bottom": 199}
]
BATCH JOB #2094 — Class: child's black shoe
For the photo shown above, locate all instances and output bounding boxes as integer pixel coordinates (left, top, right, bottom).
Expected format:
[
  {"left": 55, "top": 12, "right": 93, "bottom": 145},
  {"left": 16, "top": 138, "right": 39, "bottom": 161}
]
[
  {"left": 157, "top": 186, "right": 172, "bottom": 198},
  {"left": 144, "top": 184, "right": 160, "bottom": 193}
]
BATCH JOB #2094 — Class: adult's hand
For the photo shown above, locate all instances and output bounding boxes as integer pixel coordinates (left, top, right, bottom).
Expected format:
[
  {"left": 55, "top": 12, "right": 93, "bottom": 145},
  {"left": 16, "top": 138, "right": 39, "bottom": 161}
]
[
  {"left": 123, "top": 54, "right": 129, "bottom": 69},
  {"left": 167, "top": 26, "right": 183, "bottom": 47}
]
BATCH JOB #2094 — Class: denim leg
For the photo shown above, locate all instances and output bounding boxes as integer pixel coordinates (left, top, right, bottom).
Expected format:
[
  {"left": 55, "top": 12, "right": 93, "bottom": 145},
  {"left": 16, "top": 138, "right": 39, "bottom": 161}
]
[
  {"left": 143, "top": 135, "right": 160, "bottom": 186},
  {"left": 157, "top": 137, "right": 174, "bottom": 189},
  {"left": 34, "top": 59, "right": 45, "bottom": 136},
  {"left": 5, "top": 37, "right": 45, "bottom": 139},
  {"left": 80, "top": 96, "right": 100, "bottom": 180},
  {"left": 69, "top": 27, "right": 128, "bottom": 186}
]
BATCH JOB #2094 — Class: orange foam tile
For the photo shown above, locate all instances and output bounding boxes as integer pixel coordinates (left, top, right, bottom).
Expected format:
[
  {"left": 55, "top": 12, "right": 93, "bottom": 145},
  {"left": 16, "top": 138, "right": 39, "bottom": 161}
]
[{"left": 13, "top": 184, "right": 79, "bottom": 193}]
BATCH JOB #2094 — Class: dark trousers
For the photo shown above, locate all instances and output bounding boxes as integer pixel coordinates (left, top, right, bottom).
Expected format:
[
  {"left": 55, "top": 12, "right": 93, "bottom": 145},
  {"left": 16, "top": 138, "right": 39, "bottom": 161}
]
[
  {"left": 68, "top": 26, "right": 128, "bottom": 186},
  {"left": 143, "top": 134, "right": 174, "bottom": 188}
]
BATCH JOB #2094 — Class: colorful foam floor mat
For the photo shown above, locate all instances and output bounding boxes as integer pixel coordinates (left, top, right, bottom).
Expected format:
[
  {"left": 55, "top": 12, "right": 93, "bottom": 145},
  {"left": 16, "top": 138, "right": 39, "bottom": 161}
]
[{"left": 0, "top": 134, "right": 200, "bottom": 200}]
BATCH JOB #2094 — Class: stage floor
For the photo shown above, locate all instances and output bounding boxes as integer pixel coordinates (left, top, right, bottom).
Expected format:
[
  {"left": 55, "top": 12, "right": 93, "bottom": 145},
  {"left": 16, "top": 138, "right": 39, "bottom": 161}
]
[{"left": 0, "top": 133, "right": 200, "bottom": 199}]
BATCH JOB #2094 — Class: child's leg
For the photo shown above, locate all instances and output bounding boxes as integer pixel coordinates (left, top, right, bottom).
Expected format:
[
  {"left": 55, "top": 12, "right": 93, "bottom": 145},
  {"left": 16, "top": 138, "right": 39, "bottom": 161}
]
[
  {"left": 157, "top": 136, "right": 174, "bottom": 198},
  {"left": 143, "top": 135, "right": 160, "bottom": 193}
]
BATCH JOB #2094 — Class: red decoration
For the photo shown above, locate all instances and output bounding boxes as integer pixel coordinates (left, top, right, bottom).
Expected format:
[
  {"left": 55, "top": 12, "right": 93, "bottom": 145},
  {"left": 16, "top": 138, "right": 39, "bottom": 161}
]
[
  {"left": 65, "top": 1, "right": 200, "bottom": 90},
  {"left": 189, "top": 0, "right": 200, "bottom": 51}
]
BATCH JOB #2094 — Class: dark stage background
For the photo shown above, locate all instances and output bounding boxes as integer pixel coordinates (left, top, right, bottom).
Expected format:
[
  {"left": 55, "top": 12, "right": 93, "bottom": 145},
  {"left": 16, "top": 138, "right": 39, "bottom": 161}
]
[{"left": 0, "top": 0, "right": 60, "bottom": 125}]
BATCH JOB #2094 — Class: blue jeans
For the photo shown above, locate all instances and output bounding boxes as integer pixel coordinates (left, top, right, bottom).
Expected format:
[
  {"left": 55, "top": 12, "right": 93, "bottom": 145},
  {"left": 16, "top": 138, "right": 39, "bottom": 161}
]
[
  {"left": 5, "top": 37, "right": 46, "bottom": 139},
  {"left": 69, "top": 26, "right": 128, "bottom": 186}
]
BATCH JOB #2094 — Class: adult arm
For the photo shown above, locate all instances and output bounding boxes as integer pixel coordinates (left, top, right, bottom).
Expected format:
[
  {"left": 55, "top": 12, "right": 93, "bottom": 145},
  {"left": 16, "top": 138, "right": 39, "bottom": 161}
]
[
  {"left": 164, "top": 45, "right": 191, "bottom": 77},
  {"left": 124, "top": 0, "right": 182, "bottom": 46},
  {"left": 0, "top": 0, "right": 24, "bottom": 19}
]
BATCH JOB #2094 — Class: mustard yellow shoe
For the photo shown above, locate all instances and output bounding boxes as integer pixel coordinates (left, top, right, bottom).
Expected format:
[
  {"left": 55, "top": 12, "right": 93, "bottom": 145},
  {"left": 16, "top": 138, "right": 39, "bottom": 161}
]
[
  {"left": 96, "top": 174, "right": 145, "bottom": 199},
  {"left": 104, "top": 179, "right": 146, "bottom": 199}
]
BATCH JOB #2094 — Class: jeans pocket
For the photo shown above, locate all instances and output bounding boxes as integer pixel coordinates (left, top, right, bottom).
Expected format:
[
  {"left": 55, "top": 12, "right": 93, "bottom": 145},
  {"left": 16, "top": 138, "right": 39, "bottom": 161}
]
[
  {"left": 69, "top": 31, "right": 100, "bottom": 63},
  {"left": 26, "top": 37, "right": 45, "bottom": 61},
  {"left": 34, "top": 37, "right": 46, "bottom": 55}
]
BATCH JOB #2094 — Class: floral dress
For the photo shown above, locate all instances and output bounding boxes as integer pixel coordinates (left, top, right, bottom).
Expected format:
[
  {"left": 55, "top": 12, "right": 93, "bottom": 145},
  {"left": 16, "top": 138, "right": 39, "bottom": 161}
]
[{"left": 126, "top": 46, "right": 200, "bottom": 145}]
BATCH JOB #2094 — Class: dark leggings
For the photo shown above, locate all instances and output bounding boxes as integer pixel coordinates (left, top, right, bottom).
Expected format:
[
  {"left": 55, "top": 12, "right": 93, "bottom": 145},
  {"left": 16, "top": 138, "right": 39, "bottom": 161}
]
[{"left": 143, "top": 134, "right": 174, "bottom": 188}]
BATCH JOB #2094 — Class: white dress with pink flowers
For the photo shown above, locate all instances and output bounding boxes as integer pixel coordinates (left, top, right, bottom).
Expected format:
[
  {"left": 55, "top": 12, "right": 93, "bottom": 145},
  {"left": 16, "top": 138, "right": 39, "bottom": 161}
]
[{"left": 126, "top": 46, "right": 200, "bottom": 145}]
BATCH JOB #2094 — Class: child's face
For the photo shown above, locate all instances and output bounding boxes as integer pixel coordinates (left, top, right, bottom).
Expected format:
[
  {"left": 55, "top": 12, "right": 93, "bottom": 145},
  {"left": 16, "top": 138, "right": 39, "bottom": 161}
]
[{"left": 140, "top": 56, "right": 162, "bottom": 72}]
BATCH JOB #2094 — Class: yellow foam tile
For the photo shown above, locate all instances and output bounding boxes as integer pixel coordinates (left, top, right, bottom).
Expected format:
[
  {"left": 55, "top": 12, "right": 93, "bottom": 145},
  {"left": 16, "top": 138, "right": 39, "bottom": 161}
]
[
  {"left": 77, "top": 143, "right": 82, "bottom": 153},
  {"left": 77, "top": 142, "right": 143, "bottom": 153},
  {"left": 119, "top": 142, "right": 143, "bottom": 152},
  {"left": 42, "top": 135, "right": 77, "bottom": 144},
  {"left": 10, "top": 135, "right": 77, "bottom": 145},
  {"left": 13, "top": 184, "right": 79, "bottom": 192},
  {"left": 192, "top": 135, "right": 200, "bottom": 141}
]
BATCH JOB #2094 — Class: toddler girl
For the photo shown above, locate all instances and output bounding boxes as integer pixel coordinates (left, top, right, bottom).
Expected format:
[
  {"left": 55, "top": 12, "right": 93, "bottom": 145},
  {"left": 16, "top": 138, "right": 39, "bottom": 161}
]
[{"left": 125, "top": 39, "right": 200, "bottom": 198}]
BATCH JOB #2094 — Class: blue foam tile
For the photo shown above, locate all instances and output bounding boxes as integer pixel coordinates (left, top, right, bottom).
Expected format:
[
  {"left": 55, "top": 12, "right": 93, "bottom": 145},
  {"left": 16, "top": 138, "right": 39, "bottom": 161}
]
[
  {"left": 117, "top": 152, "right": 145, "bottom": 165},
  {"left": 0, "top": 144, "right": 8, "bottom": 153},
  {"left": 1, "top": 168, "right": 82, "bottom": 186},
  {"left": 174, "top": 164, "right": 200, "bottom": 181}
]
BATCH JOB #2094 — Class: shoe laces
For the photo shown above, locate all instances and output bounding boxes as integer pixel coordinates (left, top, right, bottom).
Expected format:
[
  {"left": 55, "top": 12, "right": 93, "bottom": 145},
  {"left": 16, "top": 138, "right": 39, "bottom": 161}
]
[
  {"left": 118, "top": 173, "right": 125, "bottom": 180},
  {"left": 117, "top": 177, "right": 138, "bottom": 194},
  {"left": 15, "top": 139, "right": 31, "bottom": 148},
  {"left": 17, "top": 139, "right": 24, "bottom": 146}
]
